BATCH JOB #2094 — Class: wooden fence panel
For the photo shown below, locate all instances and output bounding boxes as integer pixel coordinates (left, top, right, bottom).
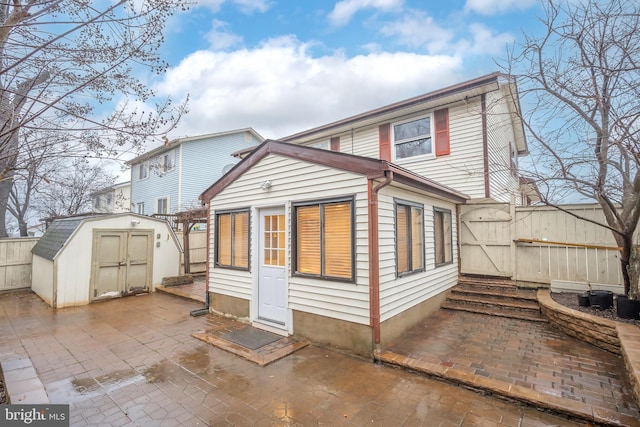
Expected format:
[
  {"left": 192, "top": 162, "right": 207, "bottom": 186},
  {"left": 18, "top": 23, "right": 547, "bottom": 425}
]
[
  {"left": 459, "top": 202, "right": 512, "bottom": 277},
  {"left": 176, "top": 230, "right": 207, "bottom": 273},
  {"left": 0, "top": 238, "right": 38, "bottom": 291},
  {"left": 459, "top": 202, "right": 625, "bottom": 287}
]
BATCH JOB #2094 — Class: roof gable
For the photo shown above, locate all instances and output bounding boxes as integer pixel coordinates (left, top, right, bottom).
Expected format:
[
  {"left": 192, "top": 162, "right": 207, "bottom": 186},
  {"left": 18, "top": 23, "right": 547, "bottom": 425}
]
[
  {"left": 279, "top": 72, "right": 527, "bottom": 154},
  {"left": 127, "top": 128, "right": 264, "bottom": 166},
  {"left": 200, "top": 140, "right": 468, "bottom": 203}
]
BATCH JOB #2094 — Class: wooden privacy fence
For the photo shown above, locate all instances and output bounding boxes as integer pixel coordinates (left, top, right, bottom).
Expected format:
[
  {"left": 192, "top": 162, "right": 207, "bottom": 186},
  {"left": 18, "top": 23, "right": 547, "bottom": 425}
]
[
  {"left": 177, "top": 230, "right": 207, "bottom": 274},
  {"left": 0, "top": 238, "right": 38, "bottom": 291},
  {"left": 459, "top": 201, "right": 624, "bottom": 287}
]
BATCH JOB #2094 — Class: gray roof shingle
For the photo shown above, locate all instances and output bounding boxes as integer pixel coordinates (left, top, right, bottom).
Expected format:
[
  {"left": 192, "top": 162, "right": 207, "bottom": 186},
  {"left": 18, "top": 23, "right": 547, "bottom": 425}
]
[{"left": 31, "top": 218, "right": 85, "bottom": 260}]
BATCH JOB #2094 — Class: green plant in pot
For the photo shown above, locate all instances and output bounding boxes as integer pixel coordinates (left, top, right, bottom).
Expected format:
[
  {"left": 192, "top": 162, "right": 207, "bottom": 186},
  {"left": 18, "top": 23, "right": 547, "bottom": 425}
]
[{"left": 618, "top": 246, "right": 640, "bottom": 319}]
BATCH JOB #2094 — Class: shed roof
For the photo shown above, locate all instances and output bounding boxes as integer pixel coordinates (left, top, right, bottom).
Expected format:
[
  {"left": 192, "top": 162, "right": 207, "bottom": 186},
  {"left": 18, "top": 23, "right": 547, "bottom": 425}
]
[
  {"left": 32, "top": 217, "right": 86, "bottom": 261},
  {"left": 32, "top": 213, "right": 181, "bottom": 261}
]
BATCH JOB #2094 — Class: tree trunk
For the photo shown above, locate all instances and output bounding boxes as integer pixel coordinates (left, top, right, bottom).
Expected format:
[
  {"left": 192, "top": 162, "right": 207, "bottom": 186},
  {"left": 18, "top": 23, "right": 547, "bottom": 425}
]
[
  {"left": 18, "top": 218, "right": 27, "bottom": 236},
  {"left": 626, "top": 244, "right": 640, "bottom": 299},
  {"left": 0, "top": 176, "right": 11, "bottom": 237}
]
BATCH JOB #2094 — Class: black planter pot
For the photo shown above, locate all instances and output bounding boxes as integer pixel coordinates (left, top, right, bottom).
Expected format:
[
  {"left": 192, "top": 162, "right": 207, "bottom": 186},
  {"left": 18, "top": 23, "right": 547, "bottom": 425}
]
[
  {"left": 589, "top": 290, "right": 613, "bottom": 310},
  {"left": 617, "top": 295, "right": 640, "bottom": 319},
  {"left": 577, "top": 293, "right": 591, "bottom": 307}
]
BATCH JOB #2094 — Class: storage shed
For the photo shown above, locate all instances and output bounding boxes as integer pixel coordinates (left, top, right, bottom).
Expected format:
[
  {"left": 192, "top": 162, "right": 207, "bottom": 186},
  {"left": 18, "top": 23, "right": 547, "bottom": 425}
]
[{"left": 31, "top": 213, "right": 182, "bottom": 308}]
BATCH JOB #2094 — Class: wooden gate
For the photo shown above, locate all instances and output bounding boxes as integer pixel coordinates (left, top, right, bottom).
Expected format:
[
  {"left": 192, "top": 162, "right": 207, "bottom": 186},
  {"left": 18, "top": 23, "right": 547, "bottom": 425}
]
[{"left": 459, "top": 202, "right": 512, "bottom": 277}]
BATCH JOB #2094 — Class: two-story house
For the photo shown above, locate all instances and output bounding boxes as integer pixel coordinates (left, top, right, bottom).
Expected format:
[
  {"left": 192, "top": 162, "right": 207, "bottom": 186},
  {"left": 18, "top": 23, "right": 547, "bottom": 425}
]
[
  {"left": 91, "top": 181, "right": 132, "bottom": 214},
  {"left": 127, "top": 129, "right": 264, "bottom": 216},
  {"left": 199, "top": 73, "right": 532, "bottom": 357}
]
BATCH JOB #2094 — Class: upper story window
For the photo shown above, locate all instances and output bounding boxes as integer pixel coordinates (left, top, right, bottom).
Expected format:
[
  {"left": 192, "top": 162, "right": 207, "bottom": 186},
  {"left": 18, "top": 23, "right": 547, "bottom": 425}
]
[
  {"left": 393, "top": 116, "right": 432, "bottom": 159},
  {"left": 138, "top": 161, "right": 149, "bottom": 180},
  {"left": 310, "top": 140, "right": 329, "bottom": 150},
  {"left": 162, "top": 150, "right": 175, "bottom": 172},
  {"left": 137, "top": 202, "right": 145, "bottom": 215}
]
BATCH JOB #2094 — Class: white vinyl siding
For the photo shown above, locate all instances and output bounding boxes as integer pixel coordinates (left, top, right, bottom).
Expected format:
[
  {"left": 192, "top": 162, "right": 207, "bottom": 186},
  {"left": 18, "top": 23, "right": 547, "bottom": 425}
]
[
  {"left": 485, "top": 89, "right": 520, "bottom": 203},
  {"left": 377, "top": 186, "right": 458, "bottom": 322},
  {"left": 209, "top": 154, "right": 371, "bottom": 325},
  {"left": 288, "top": 99, "right": 489, "bottom": 200}
]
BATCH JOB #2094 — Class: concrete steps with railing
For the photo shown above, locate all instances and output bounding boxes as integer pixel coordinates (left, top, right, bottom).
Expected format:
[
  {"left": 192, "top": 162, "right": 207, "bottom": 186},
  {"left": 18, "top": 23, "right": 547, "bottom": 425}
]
[{"left": 442, "top": 276, "right": 546, "bottom": 322}]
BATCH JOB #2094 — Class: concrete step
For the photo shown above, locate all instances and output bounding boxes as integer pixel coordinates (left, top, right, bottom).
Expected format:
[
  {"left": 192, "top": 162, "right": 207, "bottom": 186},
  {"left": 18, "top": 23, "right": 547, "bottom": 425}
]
[
  {"left": 452, "top": 285, "right": 538, "bottom": 302},
  {"left": 445, "top": 294, "right": 541, "bottom": 314},
  {"left": 441, "top": 301, "right": 547, "bottom": 323},
  {"left": 444, "top": 276, "right": 545, "bottom": 322}
]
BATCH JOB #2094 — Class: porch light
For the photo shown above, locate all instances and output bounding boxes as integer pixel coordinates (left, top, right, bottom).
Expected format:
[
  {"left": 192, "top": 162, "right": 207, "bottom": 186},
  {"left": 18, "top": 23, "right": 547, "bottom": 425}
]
[{"left": 260, "top": 180, "right": 272, "bottom": 191}]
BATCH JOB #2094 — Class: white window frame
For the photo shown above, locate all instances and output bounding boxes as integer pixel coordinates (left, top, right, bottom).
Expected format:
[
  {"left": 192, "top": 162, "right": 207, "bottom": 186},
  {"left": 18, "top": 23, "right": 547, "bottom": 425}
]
[
  {"left": 138, "top": 161, "right": 149, "bottom": 181},
  {"left": 392, "top": 114, "right": 434, "bottom": 161},
  {"left": 136, "top": 202, "right": 145, "bottom": 215},
  {"left": 162, "top": 150, "right": 175, "bottom": 172},
  {"left": 155, "top": 197, "right": 169, "bottom": 214}
]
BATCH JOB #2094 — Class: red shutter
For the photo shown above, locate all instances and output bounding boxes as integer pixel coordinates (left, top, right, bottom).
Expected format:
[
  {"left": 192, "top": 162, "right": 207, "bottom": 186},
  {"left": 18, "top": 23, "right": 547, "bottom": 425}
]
[
  {"left": 434, "top": 108, "right": 450, "bottom": 156},
  {"left": 379, "top": 123, "right": 391, "bottom": 161},
  {"left": 330, "top": 136, "right": 340, "bottom": 152}
]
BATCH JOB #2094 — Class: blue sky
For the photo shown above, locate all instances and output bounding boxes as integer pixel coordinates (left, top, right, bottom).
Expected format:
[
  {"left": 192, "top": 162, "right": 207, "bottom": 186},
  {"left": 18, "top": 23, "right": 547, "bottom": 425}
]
[{"left": 148, "top": 0, "right": 542, "bottom": 143}]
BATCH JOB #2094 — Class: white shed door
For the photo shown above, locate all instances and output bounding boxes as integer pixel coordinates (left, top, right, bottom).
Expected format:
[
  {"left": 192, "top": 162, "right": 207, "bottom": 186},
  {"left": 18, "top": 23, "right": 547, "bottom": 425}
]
[
  {"left": 92, "top": 230, "right": 152, "bottom": 301},
  {"left": 258, "top": 209, "right": 287, "bottom": 325}
]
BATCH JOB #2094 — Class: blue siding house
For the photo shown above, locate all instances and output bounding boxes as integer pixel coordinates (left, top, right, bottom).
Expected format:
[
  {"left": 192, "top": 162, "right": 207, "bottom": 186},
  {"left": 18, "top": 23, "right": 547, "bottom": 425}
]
[{"left": 127, "top": 129, "right": 264, "bottom": 215}]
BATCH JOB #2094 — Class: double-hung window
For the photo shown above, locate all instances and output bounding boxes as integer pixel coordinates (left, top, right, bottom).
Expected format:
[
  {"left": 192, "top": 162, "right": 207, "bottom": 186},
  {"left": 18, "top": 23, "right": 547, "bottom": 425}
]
[
  {"left": 294, "top": 197, "right": 354, "bottom": 281},
  {"left": 394, "top": 116, "right": 432, "bottom": 159},
  {"left": 156, "top": 197, "right": 168, "bottom": 214},
  {"left": 434, "top": 208, "right": 453, "bottom": 266},
  {"left": 396, "top": 200, "right": 424, "bottom": 275},
  {"left": 216, "top": 209, "right": 249, "bottom": 270},
  {"left": 138, "top": 162, "right": 149, "bottom": 180},
  {"left": 162, "top": 150, "right": 175, "bottom": 172}
]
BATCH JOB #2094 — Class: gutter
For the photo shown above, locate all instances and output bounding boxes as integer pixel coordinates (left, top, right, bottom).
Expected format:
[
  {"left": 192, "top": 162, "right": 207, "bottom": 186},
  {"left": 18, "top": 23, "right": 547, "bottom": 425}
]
[{"left": 367, "top": 169, "right": 393, "bottom": 351}]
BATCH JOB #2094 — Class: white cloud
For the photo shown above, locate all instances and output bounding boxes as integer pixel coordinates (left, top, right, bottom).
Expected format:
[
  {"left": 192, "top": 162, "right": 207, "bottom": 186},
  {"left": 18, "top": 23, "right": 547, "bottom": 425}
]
[
  {"left": 465, "top": 23, "right": 514, "bottom": 56},
  {"left": 155, "top": 36, "right": 463, "bottom": 139},
  {"left": 232, "top": 0, "right": 271, "bottom": 14},
  {"left": 380, "top": 11, "right": 454, "bottom": 54},
  {"left": 194, "top": 0, "right": 226, "bottom": 12},
  {"left": 206, "top": 19, "right": 243, "bottom": 50},
  {"left": 379, "top": 11, "right": 513, "bottom": 57},
  {"left": 193, "top": 0, "right": 270, "bottom": 13},
  {"left": 464, "top": 0, "right": 537, "bottom": 15},
  {"left": 328, "top": 0, "right": 403, "bottom": 27}
]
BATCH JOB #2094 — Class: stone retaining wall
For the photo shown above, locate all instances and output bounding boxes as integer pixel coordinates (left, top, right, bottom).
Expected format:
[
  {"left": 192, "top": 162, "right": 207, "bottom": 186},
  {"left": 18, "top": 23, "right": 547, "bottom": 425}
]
[{"left": 537, "top": 290, "right": 620, "bottom": 354}]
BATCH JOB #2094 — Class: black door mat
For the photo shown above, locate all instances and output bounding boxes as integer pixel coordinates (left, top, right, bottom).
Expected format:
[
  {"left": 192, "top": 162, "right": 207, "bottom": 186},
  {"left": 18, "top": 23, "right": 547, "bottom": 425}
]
[{"left": 221, "top": 327, "right": 282, "bottom": 350}]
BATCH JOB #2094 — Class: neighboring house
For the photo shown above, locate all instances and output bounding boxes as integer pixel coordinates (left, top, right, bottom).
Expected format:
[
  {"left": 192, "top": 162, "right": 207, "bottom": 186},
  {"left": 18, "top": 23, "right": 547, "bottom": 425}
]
[
  {"left": 127, "top": 129, "right": 264, "bottom": 216},
  {"left": 200, "top": 73, "right": 532, "bottom": 358},
  {"left": 92, "top": 181, "right": 131, "bottom": 213}
]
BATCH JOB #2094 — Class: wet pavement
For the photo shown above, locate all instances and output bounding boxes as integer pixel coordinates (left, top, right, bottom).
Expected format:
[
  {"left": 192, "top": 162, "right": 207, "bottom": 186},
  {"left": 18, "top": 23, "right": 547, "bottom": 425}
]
[
  {"left": 0, "top": 290, "right": 596, "bottom": 426},
  {"left": 381, "top": 310, "right": 640, "bottom": 426}
]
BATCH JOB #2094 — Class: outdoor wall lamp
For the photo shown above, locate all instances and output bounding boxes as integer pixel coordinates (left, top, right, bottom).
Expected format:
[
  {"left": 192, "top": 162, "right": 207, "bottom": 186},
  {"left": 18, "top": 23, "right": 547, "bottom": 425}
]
[
  {"left": 260, "top": 180, "right": 272, "bottom": 191},
  {"left": 131, "top": 219, "right": 141, "bottom": 226}
]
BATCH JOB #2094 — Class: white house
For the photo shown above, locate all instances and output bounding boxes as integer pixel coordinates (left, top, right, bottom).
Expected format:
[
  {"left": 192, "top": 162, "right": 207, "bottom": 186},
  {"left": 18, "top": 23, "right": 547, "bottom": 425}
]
[
  {"left": 200, "top": 73, "right": 532, "bottom": 357},
  {"left": 91, "top": 181, "right": 131, "bottom": 213}
]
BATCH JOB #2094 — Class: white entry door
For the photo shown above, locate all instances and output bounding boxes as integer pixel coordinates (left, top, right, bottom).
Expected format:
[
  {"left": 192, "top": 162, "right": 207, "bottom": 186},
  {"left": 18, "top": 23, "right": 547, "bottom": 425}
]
[{"left": 258, "top": 208, "right": 287, "bottom": 325}]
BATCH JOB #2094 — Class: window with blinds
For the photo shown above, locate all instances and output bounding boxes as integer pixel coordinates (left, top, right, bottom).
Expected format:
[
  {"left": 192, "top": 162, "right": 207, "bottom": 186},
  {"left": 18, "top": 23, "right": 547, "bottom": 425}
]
[
  {"left": 294, "top": 198, "right": 354, "bottom": 281},
  {"left": 434, "top": 208, "right": 453, "bottom": 266},
  {"left": 396, "top": 201, "right": 424, "bottom": 275},
  {"left": 216, "top": 210, "right": 249, "bottom": 269}
]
